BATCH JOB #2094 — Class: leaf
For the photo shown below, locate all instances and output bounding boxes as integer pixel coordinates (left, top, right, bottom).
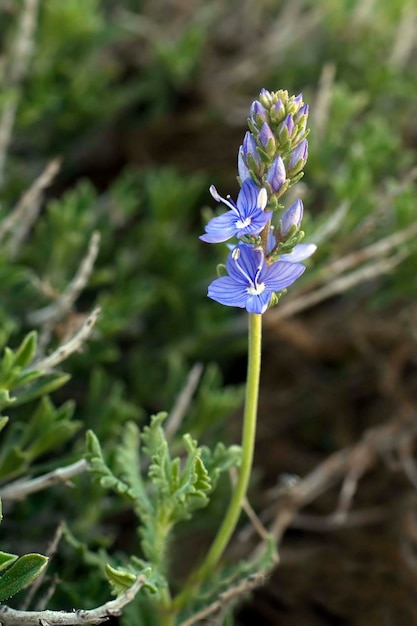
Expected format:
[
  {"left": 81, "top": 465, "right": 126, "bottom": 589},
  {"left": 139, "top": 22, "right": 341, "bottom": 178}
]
[
  {"left": 0, "top": 554, "right": 48, "bottom": 601},
  {"left": 0, "top": 552, "right": 17, "bottom": 573},
  {"left": 85, "top": 430, "right": 136, "bottom": 501},
  {"left": 12, "top": 372, "right": 70, "bottom": 406},
  {"left": 105, "top": 564, "right": 137, "bottom": 597},
  {"left": 0, "top": 390, "right": 15, "bottom": 411},
  {"left": 13, "top": 332, "right": 37, "bottom": 369},
  {"left": 0, "top": 416, "right": 9, "bottom": 433},
  {"left": 115, "top": 422, "right": 152, "bottom": 518}
]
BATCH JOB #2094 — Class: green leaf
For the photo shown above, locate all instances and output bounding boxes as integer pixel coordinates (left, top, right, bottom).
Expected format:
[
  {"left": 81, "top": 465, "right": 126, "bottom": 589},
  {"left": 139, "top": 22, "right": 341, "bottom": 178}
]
[
  {"left": 85, "top": 430, "right": 137, "bottom": 501},
  {"left": 115, "top": 422, "right": 152, "bottom": 517},
  {"left": 0, "top": 552, "right": 18, "bottom": 573},
  {"left": 0, "top": 416, "right": 9, "bottom": 433},
  {"left": 13, "top": 332, "right": 37, "bottom": 368},
  {"left": 0, "top": 390, "right": 15, "bottom": 411},
  {"left": 0, "top": 554, "right": 48, "bottom": 601},
  {"left": 12, "top": 372, "right": 70, "bottom": 406},
  {"left": 105, "top": 564, "right": 137, "bottom": 597}
]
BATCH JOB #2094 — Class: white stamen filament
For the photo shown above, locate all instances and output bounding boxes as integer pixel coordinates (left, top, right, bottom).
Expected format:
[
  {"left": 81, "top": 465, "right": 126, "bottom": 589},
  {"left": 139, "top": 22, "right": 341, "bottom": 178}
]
[{"left": 232, "top": 247, "right": 266, "bottom": 295}]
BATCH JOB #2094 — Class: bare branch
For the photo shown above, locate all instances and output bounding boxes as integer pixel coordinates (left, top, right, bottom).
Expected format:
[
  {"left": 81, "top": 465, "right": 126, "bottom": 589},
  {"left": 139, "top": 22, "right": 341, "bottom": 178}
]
[
  {"left": 290, "top": 507, "right": 388, "bottom": 532},
  {"left": 389, "top": 2, "right": 417, "bottom": 69},
  {"left": 0, "top": 0, "right": 40, "bottom": 187},
  {"left": 0, "top": 159, "right": 61, "bottom": 244},
  {"left": 312, "top": 62, "right": 336, "bottom": 141},
  {"left": 165, "top": 363, "right": 204, "bottom": 440},
  {"left": 28, "top": 232, "right": 101, "bottom": 326},
  {"left": 0, "top": 460, "right": 89, "bottom": 501},
  {"left": 22, "top": 522, "right": 65, "bottom": 611},
  {"left": 25, "top": 306, "right": 101, "bottom": 374},
  {"left": 0, "top": 575, "right": 145, "bottom": 626},
  {"left": 265, "top": 403, "right": 417, "bottom": 546},
  {"left": 267, "top": 252, "right": 406, "bottom": 323},
  {"left": 178, "top": 573, "right": 266, "bottom": 626}
]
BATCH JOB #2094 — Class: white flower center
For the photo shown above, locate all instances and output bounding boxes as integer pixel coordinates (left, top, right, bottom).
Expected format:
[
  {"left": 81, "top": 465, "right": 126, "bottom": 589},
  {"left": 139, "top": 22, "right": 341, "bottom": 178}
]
[
  {"left": 247, "top": 282, "right": 265, "bottom": 296},
  {"left": 235, "top": 217, "right": 251, "bottom": 229}
]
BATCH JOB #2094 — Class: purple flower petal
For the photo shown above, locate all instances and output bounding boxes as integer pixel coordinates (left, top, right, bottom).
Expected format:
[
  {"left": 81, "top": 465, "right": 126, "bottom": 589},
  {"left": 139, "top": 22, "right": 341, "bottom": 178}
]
[
  {"left": 226, "top": 244, "right": 263, "bottom": 284},
  {"left": 245, "top": 290, "right": 271, "bottom": 314},
  {"left": 208, "top": 277, "right": 249, "bottom": 308},
  {"left": 281, "top": 243, "right": 317, "bottom": 263},
  {"left": 200, "top": 211, "right": 239, "bottom": 243},
  {"left": 264, "top": 260, "right": 305, "bottom": 292}
]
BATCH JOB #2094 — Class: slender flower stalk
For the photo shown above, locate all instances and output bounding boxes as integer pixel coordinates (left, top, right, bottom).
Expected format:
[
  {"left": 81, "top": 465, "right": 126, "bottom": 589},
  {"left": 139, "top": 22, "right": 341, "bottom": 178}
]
[
  {"left": 173, "top": 314, "right": 262, "bottom": 611},
  {"left": 191, "top": 312, "right": 262, "bottom": 581}
]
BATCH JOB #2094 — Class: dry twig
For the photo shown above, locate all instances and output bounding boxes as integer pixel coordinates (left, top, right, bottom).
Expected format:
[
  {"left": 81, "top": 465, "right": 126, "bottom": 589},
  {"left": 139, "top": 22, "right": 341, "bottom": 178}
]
[
  {"left": 0, "top": 159, "right": 61, "bottom": 245},
  {"left": 25, "top": 306, "right": 101, "bottom": 374},
  {"left": 0, "top": 460, "right": 88, "bottom": 501},
  {"left": 0, "top": 575, "right": 145, "bottom": 626},
  {"left": 28, "top": 232, "right": 101, "bottom": 326},
  {"left": 178, "top": 573, "right": 265, "bottom": 626},
  {"left": 0, "top": 0, "right": 40, "bottom": 186},
  {"left": 165, "top": 363, "right": 204, "bottom": 440}
]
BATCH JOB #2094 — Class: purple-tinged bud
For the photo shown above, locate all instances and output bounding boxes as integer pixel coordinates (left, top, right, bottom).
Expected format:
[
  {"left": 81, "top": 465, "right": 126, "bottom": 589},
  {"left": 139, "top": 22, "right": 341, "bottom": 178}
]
[
  {"left": 238, "top": 149, "right": 250, "bottom": 182},
  {"left": 278, "top": 114, "right": 294, "bottom": 143},
  {"left": 280, "top": 199, "right": 303, "bottom": 236},
  {"left": 266, "top": 155, "right": 286, "bottom": 193},
  {"left": 242, "top": 131, "right": 261, "bottom": 166},
  {"left": 259, "top": 88, "right": 273, "bottom": 105},
  {"left": 250, "top": 100, "right": 268, "bottom": 125},
  {"left": 293, "top": 93, "right": 304, "bottom": 107},
  {"left": 287, "top": 139, "right": 308, "bottom": 176},
  {"left": 269, "top": 98, "right": 285, "bottom": 123},
  {"left": 295, "top": 103, "right": 309, "bottom": 123},
  {"left": 258, "top": 122, "right": 275, "bottom": 153}
]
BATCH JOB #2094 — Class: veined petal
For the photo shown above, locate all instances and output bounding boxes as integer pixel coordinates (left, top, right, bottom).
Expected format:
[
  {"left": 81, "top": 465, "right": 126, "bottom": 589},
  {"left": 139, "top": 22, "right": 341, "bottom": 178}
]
[
  {"left": 264, "top": 260, "right": 305, "bottom": 292},
  {"left": 237, "top": 179, "right": 261, "bottom": 217},
  {"left": 208, "top": 277, "right": 249, "bottom": 308},
  {"left": 226, "top": 244, "right": 264, "bottom": 284},
  {"left": 200, "top": 211, "right": 239, "bottom": 243},
  {"left": 245, "top": 290, "right": 271, "bottom": 314},
  {"left": 281, "top": 243, "right": 317, "bottom": 263},
  {"left": 236, "top": 210, "right": 273, "bottom": 238}
]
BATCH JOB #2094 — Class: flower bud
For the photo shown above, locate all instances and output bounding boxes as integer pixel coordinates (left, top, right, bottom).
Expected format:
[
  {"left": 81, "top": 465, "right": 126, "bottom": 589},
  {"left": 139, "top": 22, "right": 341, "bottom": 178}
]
[
  {"left": 242, "top": 131, "right": 261, "bottom": 166},
  {"left": 258, "top": 122, "right": 276, "bottom": 154},
  {"left": 270, "top": 98, "right": 285, "bottom": 123},
  {"left": 280, "top": 199, "right": 303, "bottom": 236},
  {"left": 259, "top": 88, "right": 273, "bottom": 107},
  {"left": 266, "top": 155, "right": 286, "bottom": 193},
  {"left": 294, "top": 103, "right": 309, "bottom": 124},
  {"left": 278, "top": 114, "right": 294, "bottom": 143},
  {"left": 238, "top": 149, "right": 250, "bottom": 182},
  {"left": 250, "top": 100, "right": 268, "bottom": 125},
  {"left": 287, "top": 139, "right": 308, "bottom": 176}
]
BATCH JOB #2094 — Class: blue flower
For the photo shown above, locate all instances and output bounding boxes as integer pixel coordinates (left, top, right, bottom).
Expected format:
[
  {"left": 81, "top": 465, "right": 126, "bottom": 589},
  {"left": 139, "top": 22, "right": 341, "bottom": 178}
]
[
  {"left": 200, "top": 179, "right": 272, "bottom": 244},
  {"left": 207, "top": 244, "right": 305, "bottom": 314}
]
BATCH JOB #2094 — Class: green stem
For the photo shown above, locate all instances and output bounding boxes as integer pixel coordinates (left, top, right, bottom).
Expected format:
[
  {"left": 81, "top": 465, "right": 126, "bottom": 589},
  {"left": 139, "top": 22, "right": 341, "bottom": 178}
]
[{"left": 173, "top": 313, "right": 262, "bottom": 610}]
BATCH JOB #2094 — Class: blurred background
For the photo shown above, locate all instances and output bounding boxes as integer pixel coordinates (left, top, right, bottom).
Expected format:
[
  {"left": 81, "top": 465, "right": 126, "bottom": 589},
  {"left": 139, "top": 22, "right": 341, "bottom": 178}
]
[{"left": 1, "top": 0, "right": 417, "bottom": 623}]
